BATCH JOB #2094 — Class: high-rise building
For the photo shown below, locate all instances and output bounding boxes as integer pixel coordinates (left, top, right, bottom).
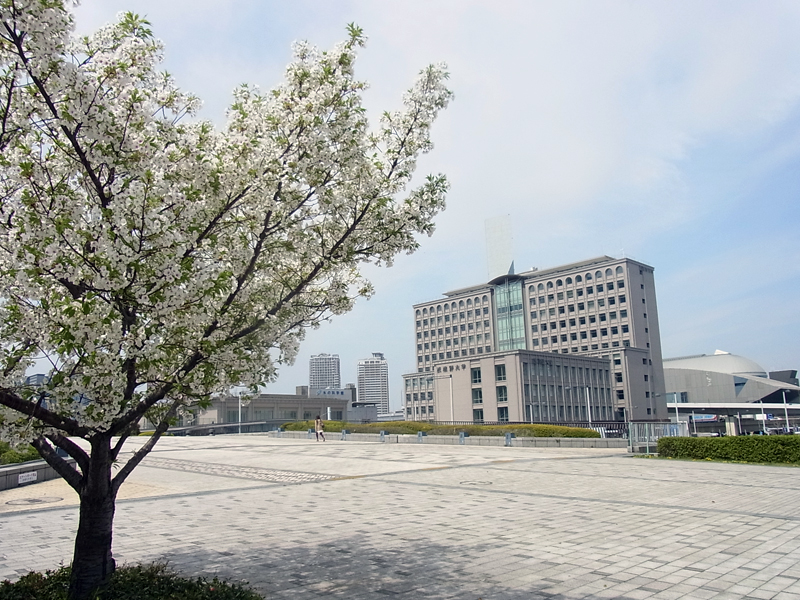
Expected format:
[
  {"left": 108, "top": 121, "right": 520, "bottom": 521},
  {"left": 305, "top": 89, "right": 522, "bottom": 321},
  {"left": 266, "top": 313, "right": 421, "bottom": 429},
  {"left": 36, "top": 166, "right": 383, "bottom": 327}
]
[
  {"left": 404, "top": 256, "right": 667, "bottom": 422},
  {"left": 357, "top": 353, "right": 390, "bottom": 413},
  {"left": 309, "top": 353, "right": 340, "bottom": 389}
]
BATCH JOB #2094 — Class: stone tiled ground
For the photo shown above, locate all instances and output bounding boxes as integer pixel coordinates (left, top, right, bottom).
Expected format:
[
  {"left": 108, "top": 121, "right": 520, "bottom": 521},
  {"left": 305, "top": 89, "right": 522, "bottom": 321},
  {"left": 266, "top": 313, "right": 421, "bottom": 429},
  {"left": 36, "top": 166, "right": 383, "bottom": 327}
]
[{"left": 1, "top": 436, "right": 799, "bottom": 599}]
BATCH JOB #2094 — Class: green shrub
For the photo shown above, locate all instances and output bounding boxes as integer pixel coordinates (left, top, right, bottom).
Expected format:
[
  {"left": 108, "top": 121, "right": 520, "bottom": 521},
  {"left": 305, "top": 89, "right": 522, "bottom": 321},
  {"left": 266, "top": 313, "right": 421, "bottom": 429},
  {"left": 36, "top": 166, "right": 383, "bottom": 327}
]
[
  {"left": 0, "top": 563, "right": 263, "bottom": 600},
  {"left": 282, "top": 420, "right": 599, "bottom": 438},
  {"left": 0, "top": 444, "right": 40, "bottom": 465},
  {"left": 658, "top": 435, "right": 800, "bottom": 464}
]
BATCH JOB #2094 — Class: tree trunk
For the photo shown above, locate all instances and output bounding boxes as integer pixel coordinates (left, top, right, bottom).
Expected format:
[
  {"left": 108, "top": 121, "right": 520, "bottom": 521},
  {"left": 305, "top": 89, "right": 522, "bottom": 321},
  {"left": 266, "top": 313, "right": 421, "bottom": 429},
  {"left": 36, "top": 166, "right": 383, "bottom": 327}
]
[{"left": 68, "top": 435, "right": 117, "bottom": 600}]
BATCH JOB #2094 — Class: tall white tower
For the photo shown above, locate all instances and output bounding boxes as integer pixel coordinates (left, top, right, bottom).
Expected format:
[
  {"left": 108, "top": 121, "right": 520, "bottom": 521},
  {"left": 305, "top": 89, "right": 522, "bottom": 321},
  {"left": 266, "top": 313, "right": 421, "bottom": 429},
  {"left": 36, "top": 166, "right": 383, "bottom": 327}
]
[
  {"left": 357, "top": 353, "right": 390, "bottom": 413},
  {"left": 309, "top": 353, "right": 341, "bottom": 389}
]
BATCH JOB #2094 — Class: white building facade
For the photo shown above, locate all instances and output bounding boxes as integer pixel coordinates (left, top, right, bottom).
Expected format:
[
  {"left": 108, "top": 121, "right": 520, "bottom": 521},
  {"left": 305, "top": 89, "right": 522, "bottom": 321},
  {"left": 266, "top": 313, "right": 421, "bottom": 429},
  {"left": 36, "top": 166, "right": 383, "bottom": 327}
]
[
  {"left": 404, "top": 256, "right": 668, "bottom": 422},
  {"left": 309, "top": 353, "right": 341, "bottom": 389},
  {"left": 357, "top": 353, "right": 390, "bottom": 413}
]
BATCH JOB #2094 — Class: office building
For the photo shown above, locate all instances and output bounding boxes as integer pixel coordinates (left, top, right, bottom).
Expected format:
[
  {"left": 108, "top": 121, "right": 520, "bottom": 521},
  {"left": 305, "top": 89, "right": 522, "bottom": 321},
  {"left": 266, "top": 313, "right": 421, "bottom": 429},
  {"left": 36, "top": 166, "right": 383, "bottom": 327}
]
[
  {"left": 358, "top": 353, "right": 390, "bottom": 413},
  {"left": 404, "top": 256, "right": 668, "bottom": 421},
  {"left": 404, "top": 350, "right": 614, "bottom": 423},
  {"left": 309, "top": 353, "right": 341, "bottom": 389}
]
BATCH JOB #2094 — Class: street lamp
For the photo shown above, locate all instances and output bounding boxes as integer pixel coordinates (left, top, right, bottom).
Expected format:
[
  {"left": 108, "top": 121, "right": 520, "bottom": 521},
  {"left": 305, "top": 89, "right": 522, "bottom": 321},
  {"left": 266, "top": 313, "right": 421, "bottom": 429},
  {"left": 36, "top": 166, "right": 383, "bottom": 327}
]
[
  {"left": 783, "top": 389, "right": 790, "bottom": 433},
  {"left": 586, "top": 386, "right": 592, "bottom": 425}
]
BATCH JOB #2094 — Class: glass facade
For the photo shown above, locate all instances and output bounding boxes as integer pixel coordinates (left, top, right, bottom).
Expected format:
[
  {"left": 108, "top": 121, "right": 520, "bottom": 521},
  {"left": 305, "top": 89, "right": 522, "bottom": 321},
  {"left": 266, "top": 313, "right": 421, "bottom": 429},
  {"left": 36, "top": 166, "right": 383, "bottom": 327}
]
[{"left": 494, "top": 278, "right": 526, "bottom": 351}]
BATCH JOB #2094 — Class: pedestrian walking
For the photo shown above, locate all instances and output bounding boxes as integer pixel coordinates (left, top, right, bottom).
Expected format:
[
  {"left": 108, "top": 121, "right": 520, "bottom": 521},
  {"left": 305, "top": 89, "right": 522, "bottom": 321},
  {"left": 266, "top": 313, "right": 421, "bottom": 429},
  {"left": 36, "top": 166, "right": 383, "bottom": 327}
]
[{"left": 315, "top": 415, "right": 326, "bottom": 442}]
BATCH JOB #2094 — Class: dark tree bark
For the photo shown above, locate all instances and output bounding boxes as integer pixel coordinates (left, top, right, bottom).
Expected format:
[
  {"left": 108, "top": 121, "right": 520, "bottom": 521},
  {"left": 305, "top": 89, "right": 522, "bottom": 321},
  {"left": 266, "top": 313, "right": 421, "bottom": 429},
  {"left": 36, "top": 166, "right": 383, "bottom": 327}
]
[{"left": 68, "top": 435, "right": 117, "bottom": 600}]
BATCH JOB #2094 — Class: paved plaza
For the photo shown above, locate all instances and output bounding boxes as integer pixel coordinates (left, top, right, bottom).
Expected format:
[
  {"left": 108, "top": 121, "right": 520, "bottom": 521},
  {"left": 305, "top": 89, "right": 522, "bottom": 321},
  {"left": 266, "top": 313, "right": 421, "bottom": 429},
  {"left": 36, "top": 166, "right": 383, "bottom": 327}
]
[{"left": 2, "top": 436, "right": 800, "bottom": 599}]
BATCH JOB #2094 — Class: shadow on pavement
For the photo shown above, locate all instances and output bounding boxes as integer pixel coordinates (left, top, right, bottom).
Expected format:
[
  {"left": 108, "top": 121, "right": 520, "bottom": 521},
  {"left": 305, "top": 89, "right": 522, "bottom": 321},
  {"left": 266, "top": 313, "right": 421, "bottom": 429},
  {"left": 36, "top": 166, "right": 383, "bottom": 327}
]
[{"left": 158, "top": 535, "right": 619, "bottom": 600}]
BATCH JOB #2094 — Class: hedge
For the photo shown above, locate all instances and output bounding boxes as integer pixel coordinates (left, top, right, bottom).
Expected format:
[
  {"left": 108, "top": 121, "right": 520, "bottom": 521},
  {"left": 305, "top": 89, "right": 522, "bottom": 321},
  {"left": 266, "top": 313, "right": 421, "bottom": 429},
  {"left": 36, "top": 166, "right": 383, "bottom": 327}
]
[
  {"left": 657, "top": 435, "right": 800, "bottom": 464},
  {"left": 282, "top": 420, "right": 600, "bottom": 438},
  {"left": 0, "top": 441, "right": 40, "bottom": 465},
  {"left": 0, "top": 563, "right": 263, "bottom": 600}
]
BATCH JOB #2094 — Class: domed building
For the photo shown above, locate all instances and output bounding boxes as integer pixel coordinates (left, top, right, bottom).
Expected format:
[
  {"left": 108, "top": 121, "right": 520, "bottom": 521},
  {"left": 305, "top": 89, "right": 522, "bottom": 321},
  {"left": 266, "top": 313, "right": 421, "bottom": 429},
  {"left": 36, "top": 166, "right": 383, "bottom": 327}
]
[{"left": 663, "top": 350, "right": 799, "bottom": 406}]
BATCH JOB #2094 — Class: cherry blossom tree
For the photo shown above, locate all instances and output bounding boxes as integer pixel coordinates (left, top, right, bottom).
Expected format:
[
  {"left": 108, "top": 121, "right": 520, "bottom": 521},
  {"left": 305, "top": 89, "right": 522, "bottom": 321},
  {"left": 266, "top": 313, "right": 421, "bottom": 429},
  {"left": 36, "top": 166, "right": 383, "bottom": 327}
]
[{"left": 0, "top": 2, "right": 451, "bottom": 598}]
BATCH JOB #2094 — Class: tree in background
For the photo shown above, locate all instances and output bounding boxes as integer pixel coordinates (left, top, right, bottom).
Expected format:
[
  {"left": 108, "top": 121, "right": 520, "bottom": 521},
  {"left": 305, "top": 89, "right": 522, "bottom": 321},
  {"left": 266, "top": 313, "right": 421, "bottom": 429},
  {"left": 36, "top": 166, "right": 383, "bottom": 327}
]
[{"left": 0, "top": 2, "right": 451, "bottom": 598}]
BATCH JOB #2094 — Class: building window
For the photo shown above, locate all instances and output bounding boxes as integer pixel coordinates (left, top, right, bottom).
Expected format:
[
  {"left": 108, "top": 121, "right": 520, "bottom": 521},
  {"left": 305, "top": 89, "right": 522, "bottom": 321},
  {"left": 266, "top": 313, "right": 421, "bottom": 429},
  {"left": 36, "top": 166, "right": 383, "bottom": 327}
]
[
  {"left": 471, "top": 367, "right": 482, "bottom": 384},
  {"left": 615, "top": 372, "right": 622, "bottom": 382},
  {"left": 473, "top": 409, "right": 484, "bottom": 423},
  {"left": 496, "top": 386, "right": 508, "bottom": 402},
  {"left": 616, "top": 390, "right": 624, "bottom": 400},
  {"left": 644, "top": 375, "right": 649, "bottom": 381},
  {"left": 498, "top": 407, "right": 509, "bottom": 422},
  {"left": 495, "top": 364, "right": 507, "bottom": 381},
  {"left": 472, "top": 389, "right": 483, "bottom": 404},
  {"left": 611, "top": 326, "right": 618, "bottom": 335},
  {"left": 578, "top": 302, "right": 585, "bottom": 311},
  {"left": 619, "top": 295, "right": 626, "bottom": 303},
  {"left": 621, "top": 325, "right": 629, "bottom": 333}
]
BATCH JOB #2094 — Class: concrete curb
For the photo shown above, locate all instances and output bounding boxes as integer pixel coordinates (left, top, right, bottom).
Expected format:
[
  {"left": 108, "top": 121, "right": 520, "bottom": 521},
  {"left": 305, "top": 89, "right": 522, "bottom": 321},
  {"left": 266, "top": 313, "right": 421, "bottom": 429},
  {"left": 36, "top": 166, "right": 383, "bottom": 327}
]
[{"left": 0, "top": 458, "right": 76, "bottom": 492}]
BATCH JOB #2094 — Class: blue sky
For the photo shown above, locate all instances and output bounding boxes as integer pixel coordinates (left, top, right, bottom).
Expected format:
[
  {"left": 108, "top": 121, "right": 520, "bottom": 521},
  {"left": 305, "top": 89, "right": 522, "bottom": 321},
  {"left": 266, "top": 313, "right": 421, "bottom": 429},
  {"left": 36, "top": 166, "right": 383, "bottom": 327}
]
[{"left": 75, "top": 1, "right": 800, "bottom": 408}]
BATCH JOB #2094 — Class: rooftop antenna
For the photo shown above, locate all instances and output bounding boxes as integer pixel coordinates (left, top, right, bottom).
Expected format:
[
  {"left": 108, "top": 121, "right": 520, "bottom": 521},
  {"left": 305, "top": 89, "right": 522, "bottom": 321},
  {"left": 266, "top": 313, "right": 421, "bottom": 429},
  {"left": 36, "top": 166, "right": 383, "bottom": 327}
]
[{"left": 485, "top": 215, "right": 514, "bottom": 280}]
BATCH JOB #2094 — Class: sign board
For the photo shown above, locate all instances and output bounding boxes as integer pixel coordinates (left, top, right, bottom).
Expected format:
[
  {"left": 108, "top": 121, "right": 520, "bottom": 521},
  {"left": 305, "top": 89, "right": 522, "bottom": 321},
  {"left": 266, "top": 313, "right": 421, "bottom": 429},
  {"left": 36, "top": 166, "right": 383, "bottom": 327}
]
[
  {"left": 755, "top": 414, "right": 767, "bottom": 420},
  {"left": 18, "top": 471, "right": 37, "bottom": 484}
]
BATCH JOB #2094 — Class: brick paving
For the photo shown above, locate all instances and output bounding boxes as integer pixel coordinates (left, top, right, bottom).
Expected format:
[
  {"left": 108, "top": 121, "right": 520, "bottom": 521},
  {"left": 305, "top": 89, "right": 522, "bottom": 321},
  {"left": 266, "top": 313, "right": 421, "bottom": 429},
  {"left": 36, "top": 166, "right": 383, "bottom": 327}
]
[{"left": 1, "top": 436, "right": 799, "bottom": 599}]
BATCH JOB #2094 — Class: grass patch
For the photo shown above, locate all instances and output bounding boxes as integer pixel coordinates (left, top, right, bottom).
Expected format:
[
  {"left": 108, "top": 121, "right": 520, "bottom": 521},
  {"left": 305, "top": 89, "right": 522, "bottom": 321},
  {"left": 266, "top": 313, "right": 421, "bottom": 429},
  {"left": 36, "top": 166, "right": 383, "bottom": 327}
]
[
  {"left": 657, "top": 435, "right": 800, "bottom": 464},
  {"left": 282, "top": 420, "right": 600, "bottom": 438},
  {"left": 0, "top": 563, "right": 263, "bottom": 599}
]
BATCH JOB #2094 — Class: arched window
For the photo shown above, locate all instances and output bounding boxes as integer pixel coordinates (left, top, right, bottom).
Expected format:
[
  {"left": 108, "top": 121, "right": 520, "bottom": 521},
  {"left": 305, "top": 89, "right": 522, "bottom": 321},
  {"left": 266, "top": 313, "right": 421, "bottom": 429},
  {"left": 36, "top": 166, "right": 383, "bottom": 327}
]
[
  {"left": 423, "top": 308, "right": 428, "bottom": 316},
  {"left": 547, "top": 281, "right": 553, "bottom": 289},
  {"left": 605, "top": 268, "right": 612, "bottom": 277},
  {"left": 576, "top": 275, "right": 582, "bottom": 283},
  {"left": 566, "top": 277, "right": 572, "bottom": 285},
  {"left": 451, "top": 302, "right": 457, "bottom": 310},
  {"left": 474, "top": 297, "right": 481, "bottom": 305},
  {"left": 616, "top": 266, "right": 623, "bottom": 275},
  {"left": 585, "top": 273, "right": 592, "bottom": 281},
  {"left": 482, "top": 295, "right": 488, "bottom": 304},
  {"left": 443, "top": 304, "right": 449, "bottom": 313},
  {"left": 415, "top": 309, "right": 421, "bottom": 317},
  {"left": 538, "top": 283, "right": 544, "bottom": 291},
  {"left": 595, "top": 270, "right": 602, "bottom": 279},
  {"left": 466, "top": 299, "right": 472, "bottom": 307},
  {"left": 529, "top": 286, "right": 535, "bottom": 293},
  {"left": 556, "top": 279, "right": 563, "bottom": 286},
  {"left": 436, "top": 305, "right": 442, "bottom": 313},
  {"left": 459, "top": 300, "right": 464, "bottom": 308}
]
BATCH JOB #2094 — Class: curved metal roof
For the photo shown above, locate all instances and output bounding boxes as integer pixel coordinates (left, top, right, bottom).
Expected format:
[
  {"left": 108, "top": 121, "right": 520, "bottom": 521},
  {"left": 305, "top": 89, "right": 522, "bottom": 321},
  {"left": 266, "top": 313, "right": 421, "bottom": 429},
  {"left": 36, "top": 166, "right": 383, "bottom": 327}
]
[{"left": 663, "top": 352, "right": 767, "bottom": 378}]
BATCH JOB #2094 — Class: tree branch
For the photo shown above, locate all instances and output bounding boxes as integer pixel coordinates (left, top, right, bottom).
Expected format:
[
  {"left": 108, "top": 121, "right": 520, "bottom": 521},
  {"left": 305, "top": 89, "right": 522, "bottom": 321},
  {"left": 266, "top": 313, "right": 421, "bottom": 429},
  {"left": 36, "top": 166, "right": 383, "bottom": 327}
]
[
  {"left": 31, "top": 436, "right": 83, "bottom": 492},
  {"left": 0, "top": 389, "right": 90, "bottom": 437},
  {"left": 46, "top": 431, "right": 90, "bottom": 474}
]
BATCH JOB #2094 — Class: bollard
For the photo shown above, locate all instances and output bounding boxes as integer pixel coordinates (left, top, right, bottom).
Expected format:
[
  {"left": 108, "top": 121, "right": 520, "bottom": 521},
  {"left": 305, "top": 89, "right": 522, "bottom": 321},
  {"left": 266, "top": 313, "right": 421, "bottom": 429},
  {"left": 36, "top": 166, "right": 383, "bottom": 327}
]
[
  {"left": 459, "top": 431, "right": 469, "bottom": 445},
  {"left": 379, "top": 430, "right": 386, "bottom": 442},
  {"left": 417, "top": 431, "right": 428, "bottom": 443},
  {"left": 504, "top": 432, "right": 516, "bottom": 447}
]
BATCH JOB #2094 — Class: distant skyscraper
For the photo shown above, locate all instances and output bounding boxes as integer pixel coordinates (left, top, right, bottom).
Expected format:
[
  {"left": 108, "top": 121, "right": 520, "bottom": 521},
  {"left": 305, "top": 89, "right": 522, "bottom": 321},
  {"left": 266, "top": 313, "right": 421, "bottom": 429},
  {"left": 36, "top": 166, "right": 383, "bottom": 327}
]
[
  {"left": 309, "top": 353, "right": 341, "bottom": 389},
  {"left": 357, "top": 353, "right": 390, "bottom": 413}
]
